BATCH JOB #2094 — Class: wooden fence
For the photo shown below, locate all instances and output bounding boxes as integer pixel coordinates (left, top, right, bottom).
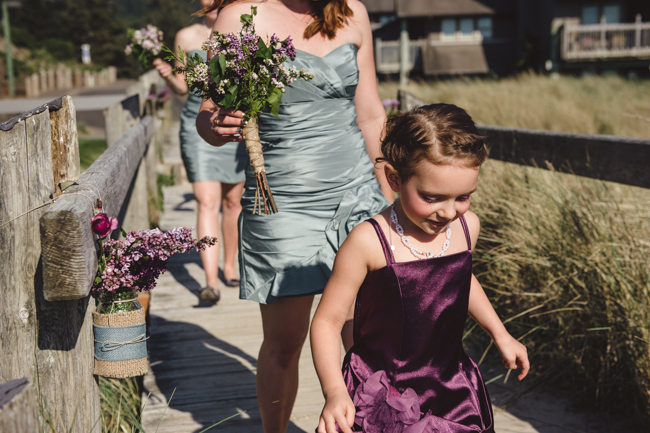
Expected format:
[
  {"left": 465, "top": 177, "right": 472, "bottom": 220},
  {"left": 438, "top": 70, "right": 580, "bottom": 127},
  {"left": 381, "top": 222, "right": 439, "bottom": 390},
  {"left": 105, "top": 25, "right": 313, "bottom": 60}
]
[
  {"left": 0, "top": 69, "right": 163, "bottom": 431},
  {"left": 398, "top": 89, "right": 650, "bottom": 189},
  {"left": 24, "top": 66, "right": 118, "bottom": 98}
]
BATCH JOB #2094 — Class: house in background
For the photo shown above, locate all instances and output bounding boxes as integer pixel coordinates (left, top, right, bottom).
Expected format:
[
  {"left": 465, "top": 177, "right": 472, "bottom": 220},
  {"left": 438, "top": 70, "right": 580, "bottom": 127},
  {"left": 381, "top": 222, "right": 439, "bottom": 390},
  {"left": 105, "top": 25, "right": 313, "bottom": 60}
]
[{"left": 361, "top": 0, "right": 650, "bottom": 77}]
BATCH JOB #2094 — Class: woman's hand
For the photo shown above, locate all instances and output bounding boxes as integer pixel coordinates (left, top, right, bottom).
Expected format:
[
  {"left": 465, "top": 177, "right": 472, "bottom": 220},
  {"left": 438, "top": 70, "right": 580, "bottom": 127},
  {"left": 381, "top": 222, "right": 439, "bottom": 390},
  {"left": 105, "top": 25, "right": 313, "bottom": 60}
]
[
  {"left": 494, "top": 333, "right": 530, "bottom": 381},
  {"left": 207, "top": 107, "right": 245, "bottom": 145},
  {"left": 317, "top": 388, "right": 355, "bottom": 433},
  {"left": 153, "top": 58, "right": 173, "bottom": 79}
]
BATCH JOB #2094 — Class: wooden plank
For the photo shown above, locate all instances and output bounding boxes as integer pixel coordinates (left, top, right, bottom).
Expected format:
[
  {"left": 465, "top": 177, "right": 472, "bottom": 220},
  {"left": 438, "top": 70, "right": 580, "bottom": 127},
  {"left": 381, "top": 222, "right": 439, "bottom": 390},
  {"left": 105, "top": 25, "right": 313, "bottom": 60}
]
[
  {"left": 40, "top": 123, "right": 147, "bottom": 301},
  {"left": 479, "top": 125, "right": 650, "bottom": 189},
  {"left": 49, "top": 95, "right": 80, "bottom": 197},
  {"left": 104, "top": 94, "right": 141, "bottom": 148},
  {"left": 396, "top": 90, "right": 650, "bottom": 189},
  {"left": 0, "top": 115, "right": 31, "bottom": 383},
  {"left": 0, "top": 378, "right": 39, "bottom": 432}
]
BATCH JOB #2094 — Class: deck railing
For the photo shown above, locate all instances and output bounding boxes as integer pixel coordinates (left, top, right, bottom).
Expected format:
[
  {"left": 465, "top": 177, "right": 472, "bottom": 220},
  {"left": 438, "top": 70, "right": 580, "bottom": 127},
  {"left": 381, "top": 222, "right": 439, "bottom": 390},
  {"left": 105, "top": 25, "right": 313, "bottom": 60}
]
[{"left": 562, "top": 15, "right": 650, "bottom": 60}]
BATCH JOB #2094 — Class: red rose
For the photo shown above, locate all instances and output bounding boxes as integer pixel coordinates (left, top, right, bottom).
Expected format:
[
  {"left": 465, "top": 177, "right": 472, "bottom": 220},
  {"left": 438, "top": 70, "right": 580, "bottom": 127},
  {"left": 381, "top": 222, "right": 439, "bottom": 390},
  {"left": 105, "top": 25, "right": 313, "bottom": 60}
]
[{"left": 91, "top": 213, "right": 118, "bottom": 238}]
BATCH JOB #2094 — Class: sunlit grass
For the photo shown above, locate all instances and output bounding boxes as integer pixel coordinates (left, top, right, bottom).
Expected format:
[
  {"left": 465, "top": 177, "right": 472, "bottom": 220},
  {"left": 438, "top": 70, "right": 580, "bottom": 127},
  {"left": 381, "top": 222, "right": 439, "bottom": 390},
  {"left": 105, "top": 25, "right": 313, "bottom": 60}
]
[{"left": 379, "top": 72, "right": 650, "bottom": 138}]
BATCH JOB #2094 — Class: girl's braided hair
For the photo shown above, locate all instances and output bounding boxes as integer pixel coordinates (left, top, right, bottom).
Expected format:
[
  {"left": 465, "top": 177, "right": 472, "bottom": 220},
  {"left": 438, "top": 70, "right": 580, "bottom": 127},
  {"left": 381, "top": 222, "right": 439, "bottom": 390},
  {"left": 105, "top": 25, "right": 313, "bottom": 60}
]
[{"left": 378, "top": 103, "right": 490, "bottom": 180}]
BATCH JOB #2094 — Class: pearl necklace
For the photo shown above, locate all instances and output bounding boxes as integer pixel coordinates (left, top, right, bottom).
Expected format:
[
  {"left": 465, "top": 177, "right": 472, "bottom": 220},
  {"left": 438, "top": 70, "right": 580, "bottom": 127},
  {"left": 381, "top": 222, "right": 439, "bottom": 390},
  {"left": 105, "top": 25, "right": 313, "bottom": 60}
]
[{"left": 389, "top": 203, "right": 452, "bottom": 260}]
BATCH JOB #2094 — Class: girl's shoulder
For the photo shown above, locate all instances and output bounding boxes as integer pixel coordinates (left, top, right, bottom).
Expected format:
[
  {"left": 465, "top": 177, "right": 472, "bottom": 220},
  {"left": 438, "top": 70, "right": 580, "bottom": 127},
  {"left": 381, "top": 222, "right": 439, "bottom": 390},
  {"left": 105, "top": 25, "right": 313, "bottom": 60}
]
[
  {"left": 343, "top": 214, "right": 391, "bottom": 272},
  {"left": 175, "top": 24, "right": 206, "bottom": 50}
]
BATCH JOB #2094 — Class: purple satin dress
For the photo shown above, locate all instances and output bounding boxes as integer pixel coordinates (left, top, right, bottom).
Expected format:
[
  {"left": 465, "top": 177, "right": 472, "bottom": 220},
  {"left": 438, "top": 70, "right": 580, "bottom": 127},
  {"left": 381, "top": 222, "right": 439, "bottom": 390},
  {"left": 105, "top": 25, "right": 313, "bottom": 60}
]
[{"left": 342, "top": 217, "right": 494, "bottom": 433}]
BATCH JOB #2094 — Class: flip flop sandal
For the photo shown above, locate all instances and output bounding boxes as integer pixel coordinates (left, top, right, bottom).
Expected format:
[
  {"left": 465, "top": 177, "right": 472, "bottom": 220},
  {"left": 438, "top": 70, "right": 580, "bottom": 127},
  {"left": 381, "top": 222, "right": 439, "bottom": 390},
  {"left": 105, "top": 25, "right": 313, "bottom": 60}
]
[
  {"left": 224, "top": 279, "right": 240, "bottom": 287},
  {"left": 199, "top": 286, "right": 221, "bottom": 303}
]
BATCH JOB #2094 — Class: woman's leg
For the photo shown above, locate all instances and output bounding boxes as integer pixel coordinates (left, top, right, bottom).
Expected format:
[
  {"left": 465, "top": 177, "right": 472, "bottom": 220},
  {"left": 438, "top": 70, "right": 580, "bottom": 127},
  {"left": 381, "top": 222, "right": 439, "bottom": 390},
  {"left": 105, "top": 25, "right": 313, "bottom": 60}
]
[
  {"left": 257, "top": 295, "right": 315, "bottom": 433},
  {"left": 193, "top": 181, "right": 222, "bottom": 290},
  {"left": 220, "top": 182, "right": 244, "bottom": 281}
]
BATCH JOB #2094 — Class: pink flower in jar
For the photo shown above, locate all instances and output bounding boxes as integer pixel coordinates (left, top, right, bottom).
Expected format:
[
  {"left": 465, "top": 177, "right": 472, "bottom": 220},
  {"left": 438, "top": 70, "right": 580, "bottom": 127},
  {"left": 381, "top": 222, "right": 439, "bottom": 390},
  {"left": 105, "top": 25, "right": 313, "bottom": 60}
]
[{"left": 91, "top": 213, "right": 118, "bottom": 238}]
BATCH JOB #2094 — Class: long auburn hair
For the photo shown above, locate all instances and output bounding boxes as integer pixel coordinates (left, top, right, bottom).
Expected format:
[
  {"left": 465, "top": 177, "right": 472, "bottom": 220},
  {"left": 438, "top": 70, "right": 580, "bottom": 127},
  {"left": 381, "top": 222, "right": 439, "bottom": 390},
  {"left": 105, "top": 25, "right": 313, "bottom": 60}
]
[{"left": 202, "top": 0, "right": 353, "bottom": 39}]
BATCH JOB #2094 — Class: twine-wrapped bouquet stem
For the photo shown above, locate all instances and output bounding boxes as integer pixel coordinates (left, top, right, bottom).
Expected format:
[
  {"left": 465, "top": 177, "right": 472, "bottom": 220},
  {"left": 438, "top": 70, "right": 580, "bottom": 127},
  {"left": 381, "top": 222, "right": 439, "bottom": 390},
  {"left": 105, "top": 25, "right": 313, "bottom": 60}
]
[{"left": 243, "top": 117, "right": 278, "bottom": 214}]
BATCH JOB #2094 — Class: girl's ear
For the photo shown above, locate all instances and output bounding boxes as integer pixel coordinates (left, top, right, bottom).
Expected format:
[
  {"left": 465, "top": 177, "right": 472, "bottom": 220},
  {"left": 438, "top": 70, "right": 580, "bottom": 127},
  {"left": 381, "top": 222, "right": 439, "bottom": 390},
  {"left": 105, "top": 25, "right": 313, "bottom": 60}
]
[{"left": 384, "top": 164, "right": 401, "bottom": 193}]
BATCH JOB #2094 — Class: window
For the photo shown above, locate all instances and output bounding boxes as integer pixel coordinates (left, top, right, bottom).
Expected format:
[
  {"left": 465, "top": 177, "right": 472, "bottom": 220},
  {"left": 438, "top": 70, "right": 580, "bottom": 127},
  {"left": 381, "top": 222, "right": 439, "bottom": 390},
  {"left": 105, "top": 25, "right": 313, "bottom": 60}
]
[
  {"left": 440, "top": 17, "right": 492, "bottom": 41},
  {"left": 441, "top": 19, "right": 457, "bottom": 39},
  {"left": 603, "top": 4, "right": 620, "bottom": 24},
  {"left": 582, "top": 4, "right": 620, "bottom": 25},
  {"left": 477, "top": 17, "right": 493, "bottom": 38},
  {"left": 582, "top": 5, "right": 599, "bottom": 25},
  {"left": 459, "top": 18, "right": 474, "bottom": 39}
]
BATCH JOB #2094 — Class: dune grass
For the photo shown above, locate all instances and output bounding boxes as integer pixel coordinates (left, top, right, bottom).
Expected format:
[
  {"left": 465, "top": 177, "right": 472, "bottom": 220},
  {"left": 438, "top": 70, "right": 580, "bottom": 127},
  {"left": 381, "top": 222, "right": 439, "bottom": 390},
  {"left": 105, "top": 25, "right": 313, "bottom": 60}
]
[
  {"left": 378, "top": 72, "right": 650, "bottom": 138},
  {"left": 377, "top": 74, "right": 650, "bottom": 426}
]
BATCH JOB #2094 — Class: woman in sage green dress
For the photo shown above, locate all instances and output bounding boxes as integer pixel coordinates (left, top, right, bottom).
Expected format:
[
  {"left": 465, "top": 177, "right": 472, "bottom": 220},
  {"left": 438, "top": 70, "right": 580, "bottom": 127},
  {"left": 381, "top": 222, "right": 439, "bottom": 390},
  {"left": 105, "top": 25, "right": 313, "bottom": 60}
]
[
  {"left": 196, "top": 1, "right": 393, "bottom": 431},
  {"left": 154, "top": 0, "right": 248, "bottom": 302}
]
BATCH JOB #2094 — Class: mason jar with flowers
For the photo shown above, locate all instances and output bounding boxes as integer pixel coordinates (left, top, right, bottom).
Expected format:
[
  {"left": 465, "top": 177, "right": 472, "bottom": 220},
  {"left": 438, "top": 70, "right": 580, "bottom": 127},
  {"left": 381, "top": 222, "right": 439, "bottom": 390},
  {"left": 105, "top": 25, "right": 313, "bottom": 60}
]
[{"left": 90, "top": 208, "right": 217, "bottom": 378}]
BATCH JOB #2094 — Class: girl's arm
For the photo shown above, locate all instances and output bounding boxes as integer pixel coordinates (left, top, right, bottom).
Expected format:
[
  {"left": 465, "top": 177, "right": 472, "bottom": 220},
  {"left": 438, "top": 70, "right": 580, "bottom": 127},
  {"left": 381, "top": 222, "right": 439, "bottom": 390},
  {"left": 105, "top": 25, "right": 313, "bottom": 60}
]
[
  {"left": 465, "top": 211, "right": 530, "bottom": 380},
  {"left": 154, "top": 29, "right": 191, "bottom": 95},
  {"left": 311, "top": 222, "right": 378, "bottom": 433},
  {"left": 350, "top": 1, "right": 392, "bottom": 201}
]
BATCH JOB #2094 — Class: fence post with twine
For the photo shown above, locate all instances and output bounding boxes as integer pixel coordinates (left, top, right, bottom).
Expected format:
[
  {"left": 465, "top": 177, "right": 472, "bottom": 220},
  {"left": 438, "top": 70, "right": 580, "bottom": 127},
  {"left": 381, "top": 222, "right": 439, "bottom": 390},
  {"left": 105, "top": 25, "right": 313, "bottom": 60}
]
[{"left": 0, "top": 75, "right": 161, "bottom": 429}]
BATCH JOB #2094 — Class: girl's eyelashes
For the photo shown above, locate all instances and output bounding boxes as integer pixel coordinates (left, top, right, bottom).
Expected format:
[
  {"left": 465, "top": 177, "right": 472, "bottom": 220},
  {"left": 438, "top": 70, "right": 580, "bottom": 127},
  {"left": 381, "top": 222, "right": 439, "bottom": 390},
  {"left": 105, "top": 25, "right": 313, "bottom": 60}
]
[
  {"left": 420, "top": 194, "right": 472, "bottom": 203},
  {"left": 420, "top": 194, "right": 442, "bottom": 203}
]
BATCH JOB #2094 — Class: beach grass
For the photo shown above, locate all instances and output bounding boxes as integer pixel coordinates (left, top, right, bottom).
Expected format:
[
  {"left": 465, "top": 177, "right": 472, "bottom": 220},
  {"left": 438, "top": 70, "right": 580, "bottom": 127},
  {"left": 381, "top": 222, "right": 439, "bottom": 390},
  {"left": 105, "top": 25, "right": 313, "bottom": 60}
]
[{"left": 378, "top": 72, "right": 650, "bottom": 138}]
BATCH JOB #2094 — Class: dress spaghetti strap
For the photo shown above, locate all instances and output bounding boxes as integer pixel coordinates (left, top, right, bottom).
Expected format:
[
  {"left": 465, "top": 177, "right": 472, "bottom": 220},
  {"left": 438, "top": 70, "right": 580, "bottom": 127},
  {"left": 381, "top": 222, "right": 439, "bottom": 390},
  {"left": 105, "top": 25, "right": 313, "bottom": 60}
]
[
  {"left": 367, "top": 219, "right": 395, "bottom": 265},
  {"left": 459, "top": 215, "right": 472, "bottom": 251}
]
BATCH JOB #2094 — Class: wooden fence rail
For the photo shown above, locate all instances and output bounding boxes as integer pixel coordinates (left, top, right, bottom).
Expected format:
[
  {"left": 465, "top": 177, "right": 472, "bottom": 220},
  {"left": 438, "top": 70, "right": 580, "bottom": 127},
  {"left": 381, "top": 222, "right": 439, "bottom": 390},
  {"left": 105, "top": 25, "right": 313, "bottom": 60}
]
[
  {"left": 398, "top": 89, "right": 650, "bottom": 189},
  {"left": 0, "top": 378, "right": 39, "bottom": 432},
  {"left": 0, "top": 70, "right": 162, "bottom": 431}
]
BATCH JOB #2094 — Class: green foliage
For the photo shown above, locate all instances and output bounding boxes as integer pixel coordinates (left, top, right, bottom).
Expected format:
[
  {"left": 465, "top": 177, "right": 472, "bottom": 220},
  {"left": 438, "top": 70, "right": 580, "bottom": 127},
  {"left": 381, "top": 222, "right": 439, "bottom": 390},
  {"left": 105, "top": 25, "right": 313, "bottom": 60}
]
[
  {"left": 99, "top": 376, "right": 144, "bottom": 432},
  {"left": 78, "top": 138, "right": 106, "bottom": 171}
]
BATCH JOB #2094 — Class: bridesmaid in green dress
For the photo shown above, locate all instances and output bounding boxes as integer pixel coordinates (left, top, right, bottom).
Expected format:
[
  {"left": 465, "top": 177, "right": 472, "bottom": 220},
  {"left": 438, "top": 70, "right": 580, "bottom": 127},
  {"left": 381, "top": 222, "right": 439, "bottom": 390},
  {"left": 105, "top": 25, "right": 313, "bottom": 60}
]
[
  {"left": 154, "top": 0, "right": 248, "bottom": 302},
  {"left": 196, "top": 1, "right": 393, "bottom": 431}
]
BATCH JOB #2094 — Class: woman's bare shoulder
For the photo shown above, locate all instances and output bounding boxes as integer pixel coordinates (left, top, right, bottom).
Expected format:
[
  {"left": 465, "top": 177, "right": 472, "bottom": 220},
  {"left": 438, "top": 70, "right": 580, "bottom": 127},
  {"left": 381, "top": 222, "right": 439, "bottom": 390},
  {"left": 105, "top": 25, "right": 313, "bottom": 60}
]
[{"left": 215, "top": 1, "right": 275, "bottom": 33}]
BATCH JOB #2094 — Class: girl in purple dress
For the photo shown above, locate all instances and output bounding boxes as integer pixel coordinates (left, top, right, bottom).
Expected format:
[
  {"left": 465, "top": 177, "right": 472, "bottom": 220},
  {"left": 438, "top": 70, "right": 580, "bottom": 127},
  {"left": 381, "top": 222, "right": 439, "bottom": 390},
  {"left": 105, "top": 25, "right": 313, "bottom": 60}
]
[{"left": 311, "top": 104, "right": 530, "bottom": 433}]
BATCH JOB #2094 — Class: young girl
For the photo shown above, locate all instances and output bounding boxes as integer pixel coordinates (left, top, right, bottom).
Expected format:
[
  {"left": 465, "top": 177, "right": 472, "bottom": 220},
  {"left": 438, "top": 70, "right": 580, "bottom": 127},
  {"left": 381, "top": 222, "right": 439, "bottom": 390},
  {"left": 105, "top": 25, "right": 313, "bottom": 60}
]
[{"left": 311, "top": 104, "right": 530, "bottom": 433}]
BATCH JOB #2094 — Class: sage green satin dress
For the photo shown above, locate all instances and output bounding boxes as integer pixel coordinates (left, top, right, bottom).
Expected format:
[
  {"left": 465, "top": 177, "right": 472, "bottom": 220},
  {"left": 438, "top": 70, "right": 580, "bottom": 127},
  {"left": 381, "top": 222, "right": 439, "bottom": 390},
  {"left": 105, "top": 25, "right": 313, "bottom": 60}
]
[
  {"left": 239, "top": 43, "right": 390, "bottom": 304},
  {"left": 180, "top": 50, "right": 248, "bottom": 183}
]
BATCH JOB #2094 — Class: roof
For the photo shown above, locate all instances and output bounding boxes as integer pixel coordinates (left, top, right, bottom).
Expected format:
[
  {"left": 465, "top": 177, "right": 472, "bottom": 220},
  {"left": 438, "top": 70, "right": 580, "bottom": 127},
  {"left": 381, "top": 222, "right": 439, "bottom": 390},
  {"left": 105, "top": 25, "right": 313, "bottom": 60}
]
[{"left": 362, "top": 0, "right": 495, "bottom": 17}]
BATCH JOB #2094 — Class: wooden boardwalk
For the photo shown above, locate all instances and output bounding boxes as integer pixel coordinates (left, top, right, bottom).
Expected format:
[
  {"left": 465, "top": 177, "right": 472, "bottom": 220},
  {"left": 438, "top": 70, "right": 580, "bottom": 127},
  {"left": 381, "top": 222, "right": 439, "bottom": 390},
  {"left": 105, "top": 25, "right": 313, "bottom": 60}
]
[{"left": 141, "top": 184, "right": 542, "bottom": 433}]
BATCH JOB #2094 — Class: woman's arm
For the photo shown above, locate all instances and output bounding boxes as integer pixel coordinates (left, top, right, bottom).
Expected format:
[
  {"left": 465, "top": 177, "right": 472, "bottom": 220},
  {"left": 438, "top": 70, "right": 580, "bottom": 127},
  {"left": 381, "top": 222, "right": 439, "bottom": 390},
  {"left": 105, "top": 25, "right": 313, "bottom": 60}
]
[
  {"left": 465, "top": 212, "right": 530, "bottom": 380},
  {"left": 350, "top": 1, "right": 392, "bottom": 201},
  {"left": 311, "top": 222, "right": 378, "bottom": 433},
  {"left": 196, "top": 4, "right": 252, "bottom": 146},
  {"left": 154, "top": 28, "right": 192, "bottom": 95}
]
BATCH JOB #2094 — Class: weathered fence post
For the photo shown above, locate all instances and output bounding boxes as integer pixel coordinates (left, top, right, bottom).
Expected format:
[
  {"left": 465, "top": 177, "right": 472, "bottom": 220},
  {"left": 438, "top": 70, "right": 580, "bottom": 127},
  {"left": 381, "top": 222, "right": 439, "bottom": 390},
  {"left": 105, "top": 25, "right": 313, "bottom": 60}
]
[
  {"left": 0, "top": 378, "right": 39, "bottom": 432},
  {"left": 0, "top": 96, "right": 100, "bottom": 432}
]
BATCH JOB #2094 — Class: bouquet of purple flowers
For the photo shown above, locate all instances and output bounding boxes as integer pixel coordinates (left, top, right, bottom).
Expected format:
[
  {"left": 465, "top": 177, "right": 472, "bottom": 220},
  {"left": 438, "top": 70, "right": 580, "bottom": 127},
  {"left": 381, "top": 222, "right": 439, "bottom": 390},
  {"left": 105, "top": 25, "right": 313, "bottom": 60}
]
[
  {"left": 91, "top": 210, "right": 217, "bottom": 314},
  {"left": 165, "top": 7, "right": 313, "bottom": 215},
  {"left": 125, "top": 24, "right": 164, "bottom": 69}
]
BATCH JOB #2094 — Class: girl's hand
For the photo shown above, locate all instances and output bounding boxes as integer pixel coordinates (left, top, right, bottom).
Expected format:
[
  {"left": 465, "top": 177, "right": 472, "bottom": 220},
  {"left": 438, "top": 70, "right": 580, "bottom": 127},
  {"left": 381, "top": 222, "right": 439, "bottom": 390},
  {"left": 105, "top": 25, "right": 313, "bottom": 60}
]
[
  {"left": 317, "top": 388, "right": 355, "bottom": 433},
  {"left": 153, "top": 58, "right": 173, "bottom": 79},
  {"left": 209, "top": 108, "right": 245, "bottom": 143},
  {"left": 494, "top": 333, "right": 530, "bottom": 381}
]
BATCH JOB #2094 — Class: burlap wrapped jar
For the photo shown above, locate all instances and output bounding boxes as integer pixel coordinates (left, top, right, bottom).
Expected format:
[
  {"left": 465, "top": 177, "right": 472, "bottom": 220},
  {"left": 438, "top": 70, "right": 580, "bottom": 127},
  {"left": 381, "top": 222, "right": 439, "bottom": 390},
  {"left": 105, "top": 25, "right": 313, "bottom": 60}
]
[{"left": 92, "top": 301, "right": 148, "bottom": 378}]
